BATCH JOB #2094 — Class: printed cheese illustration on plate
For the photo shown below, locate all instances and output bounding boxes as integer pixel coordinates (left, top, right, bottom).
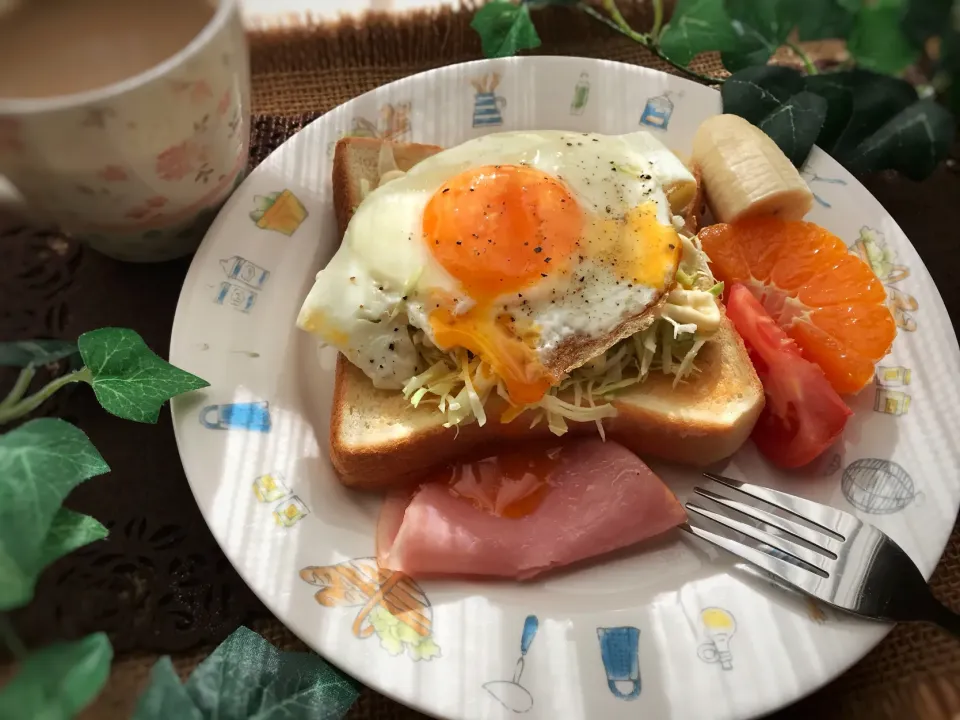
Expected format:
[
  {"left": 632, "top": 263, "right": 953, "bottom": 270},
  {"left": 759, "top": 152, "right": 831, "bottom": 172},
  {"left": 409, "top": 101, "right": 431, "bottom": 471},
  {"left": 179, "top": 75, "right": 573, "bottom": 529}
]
[
  {"left": 300, "top": 558, "right": 440, "bottom": 661},
  {"left": 249, "top": 189, "right": 308, "bottom": 236}
]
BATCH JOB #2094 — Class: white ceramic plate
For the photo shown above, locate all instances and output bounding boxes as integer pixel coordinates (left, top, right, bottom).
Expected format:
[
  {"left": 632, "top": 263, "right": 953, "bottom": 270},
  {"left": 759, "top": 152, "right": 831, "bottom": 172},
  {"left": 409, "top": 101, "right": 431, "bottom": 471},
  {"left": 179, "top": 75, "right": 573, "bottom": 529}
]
[{"left": 170, "top": 57, "right": 960, "bottom": 720}]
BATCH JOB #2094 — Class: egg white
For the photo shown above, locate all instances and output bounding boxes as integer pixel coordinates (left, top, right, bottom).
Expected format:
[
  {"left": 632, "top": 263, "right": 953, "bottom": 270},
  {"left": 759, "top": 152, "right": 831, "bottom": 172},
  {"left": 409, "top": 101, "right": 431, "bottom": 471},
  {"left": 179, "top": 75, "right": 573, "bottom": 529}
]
[{"left": 297, "top": 130, "right": 696, "bottom": 389}]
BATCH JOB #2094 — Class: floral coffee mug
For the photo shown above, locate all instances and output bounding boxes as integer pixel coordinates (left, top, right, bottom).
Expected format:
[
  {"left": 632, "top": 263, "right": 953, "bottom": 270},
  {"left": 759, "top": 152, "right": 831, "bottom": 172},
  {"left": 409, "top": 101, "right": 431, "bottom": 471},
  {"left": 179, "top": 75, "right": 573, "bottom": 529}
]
[{"left": 0, "top": 0, "right": 249, "bottom": 262}]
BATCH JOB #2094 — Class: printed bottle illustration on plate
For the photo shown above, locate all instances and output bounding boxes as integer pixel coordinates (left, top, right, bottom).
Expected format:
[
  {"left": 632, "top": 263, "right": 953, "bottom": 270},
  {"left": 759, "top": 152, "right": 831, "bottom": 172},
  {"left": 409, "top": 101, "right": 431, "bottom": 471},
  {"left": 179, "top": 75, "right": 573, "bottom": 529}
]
[
  {"left": 570, "top": 73, "right": 591, "bottom": 115},
  {"left": 249, "top": 189, "right": 308, "bottom": 236},
  {"left": 801, "top": 169, "right": 848, "bottom": 209},
  {"left": 199, "top": 401, "right": 272, "bottom": 432},
  {"left": 851, "top": 226, "right": 919, "bottom": 332},
  {"left": 696, "top": 607, "right": 736, "bottom": 670},
  {"left": 300, "top": 558, "right": 440, "bottom": 661},
  {"left": 639, "top": 91, "right": 680, "bottom": 131},
  {"left": 215, "top": 281, "right": 257, "bottom": 313},
  {"left": 216, "top": 255, "right": 270, "bottom": 313},
  {"left": 252, "top": 472, "right": 309, "bottom": 527},
  {"left": 597, "top": 626, "right": 641, "bottom": 700},
  {"left": 483, "top": 615, "right": 539, "bottom": 713},
  {"left": 472, "top": 73, "right": 506, "bottom": 128},
  {"left": 874, "top": 366, "right": 912, "bottom": 417},
  {"left": 842, "top": 458, "right": 921, "bottom": 514}
]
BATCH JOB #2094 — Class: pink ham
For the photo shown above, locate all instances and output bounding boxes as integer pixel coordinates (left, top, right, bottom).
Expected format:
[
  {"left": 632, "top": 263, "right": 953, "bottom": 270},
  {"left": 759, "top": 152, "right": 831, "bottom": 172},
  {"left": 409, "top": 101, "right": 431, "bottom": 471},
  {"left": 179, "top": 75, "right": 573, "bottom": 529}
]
[{"left": 376, "top": 438, "right": 686, "bottom": 579}]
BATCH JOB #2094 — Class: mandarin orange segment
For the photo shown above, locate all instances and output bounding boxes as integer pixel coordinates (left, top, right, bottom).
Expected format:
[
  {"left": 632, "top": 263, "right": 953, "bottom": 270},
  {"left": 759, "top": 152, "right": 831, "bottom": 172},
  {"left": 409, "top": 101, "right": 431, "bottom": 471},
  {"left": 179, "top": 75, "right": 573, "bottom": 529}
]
[
  {"left": 787, "top": 322, "right": 877, "bottom": 395},
  {"left": 796, "top": 254, "right": 888, "bottom": 307},
  {"left": 699, "top": 216, "right": 896, "bottom": 395}
]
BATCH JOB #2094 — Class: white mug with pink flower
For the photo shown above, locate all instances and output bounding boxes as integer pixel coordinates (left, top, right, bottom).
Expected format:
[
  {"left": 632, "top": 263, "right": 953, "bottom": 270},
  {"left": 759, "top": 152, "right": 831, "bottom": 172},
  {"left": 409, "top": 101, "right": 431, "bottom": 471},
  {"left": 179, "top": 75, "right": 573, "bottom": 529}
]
[{"left": 0, "top": 0, "right": 250, "bottom": 262}]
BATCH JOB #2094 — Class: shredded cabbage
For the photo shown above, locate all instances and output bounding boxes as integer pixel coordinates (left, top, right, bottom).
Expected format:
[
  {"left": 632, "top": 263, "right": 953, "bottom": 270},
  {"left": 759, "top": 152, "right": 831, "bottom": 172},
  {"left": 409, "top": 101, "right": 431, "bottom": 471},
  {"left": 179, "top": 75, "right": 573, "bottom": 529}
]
[
  {"left": 393, "top": 228, "right": 720, "bottom": 436},
  {"left": 401, "top": 309, "right": 712, "bottom": 436}
]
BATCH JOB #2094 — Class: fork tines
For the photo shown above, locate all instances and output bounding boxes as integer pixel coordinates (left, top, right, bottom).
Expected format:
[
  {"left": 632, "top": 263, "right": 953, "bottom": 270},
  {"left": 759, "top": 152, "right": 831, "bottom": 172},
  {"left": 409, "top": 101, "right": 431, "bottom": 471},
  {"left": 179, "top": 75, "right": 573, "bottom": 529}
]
[{"left": 680, "top": 472, "right": 863, "bottom": 591}]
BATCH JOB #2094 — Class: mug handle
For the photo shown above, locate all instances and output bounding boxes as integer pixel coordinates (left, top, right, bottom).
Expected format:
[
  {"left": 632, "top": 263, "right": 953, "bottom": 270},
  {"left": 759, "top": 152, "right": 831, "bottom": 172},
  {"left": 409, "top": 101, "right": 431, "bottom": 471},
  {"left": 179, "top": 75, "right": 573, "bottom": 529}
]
[
  {"left": 496, "top": 96, "right": 507, "bottom": 109},
  {"left": 199, "top": 405, "right": 221, "bottom": 429},
  {"left": 607, "top": 678, "right": 641, "bottom": 700}
]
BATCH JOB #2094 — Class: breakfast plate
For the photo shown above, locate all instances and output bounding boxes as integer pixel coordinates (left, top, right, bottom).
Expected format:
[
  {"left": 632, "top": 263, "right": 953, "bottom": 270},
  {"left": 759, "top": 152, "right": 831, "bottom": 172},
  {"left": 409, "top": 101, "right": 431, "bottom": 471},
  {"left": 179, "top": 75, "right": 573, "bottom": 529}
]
[{"left": 170, "top": 56, "right": 960, "bottom": 720}]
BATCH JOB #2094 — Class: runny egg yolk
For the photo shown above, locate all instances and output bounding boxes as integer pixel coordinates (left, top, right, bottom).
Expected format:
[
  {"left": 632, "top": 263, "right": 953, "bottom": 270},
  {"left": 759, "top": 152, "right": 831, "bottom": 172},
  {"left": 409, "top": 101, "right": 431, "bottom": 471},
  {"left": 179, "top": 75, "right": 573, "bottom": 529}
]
[{"left": 423, "top": 165, "right": 583, "bottom": 405}]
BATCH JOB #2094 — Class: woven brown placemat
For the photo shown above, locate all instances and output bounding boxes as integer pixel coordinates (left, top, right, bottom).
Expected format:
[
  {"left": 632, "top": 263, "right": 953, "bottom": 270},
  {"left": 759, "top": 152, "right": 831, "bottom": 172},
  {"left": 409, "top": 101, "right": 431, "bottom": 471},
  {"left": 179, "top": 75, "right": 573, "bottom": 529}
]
[{"left": 69, "top": 3, "right": 959, "bottom": 718}]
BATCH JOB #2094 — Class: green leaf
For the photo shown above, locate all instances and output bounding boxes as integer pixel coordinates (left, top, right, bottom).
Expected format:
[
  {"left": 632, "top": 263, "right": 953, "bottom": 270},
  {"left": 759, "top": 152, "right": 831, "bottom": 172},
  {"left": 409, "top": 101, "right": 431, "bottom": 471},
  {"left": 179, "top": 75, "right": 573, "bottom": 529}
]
[
  {"left": 841, "top": 98, "right": 955, "bottom": 179},
  {"left": 848, "top": 0, "right": 920, "bottom": 74},
  {"left": 902, "top": 0, "right": 953, "bottom": 45},
  {"left": 0, "top": 418, "right": 109, "bottom": 611},
  {"left": 797, "top": 0, "right": 857, "bottom": 40},
  {"left": 804, "top": 74, "right": 855, "bottom": 149},
  {"left": 659, "top": 0, "right": 742, "bottom": 65},
  {"left": 829, "top": 71, "right": 918, "bottom": 157},
  {"left": 38, "top": 508, "right": 108, "bottom": 570},
  {"left": 0, "top": 340, "right": 78, "bottom": 368},
  {"left": 722, "top": 23, "right": 777, "bottom": 71},
  {"left": 133, "top": 658, "right": 202, "bottom": 720},
  {"left": 470, "top": 1, "right": 541, "bottom": 58},
  {"left": 725, "top": 0, "right": 805, "bottom": 45},
  {"left": 721, "top": 65, "right": 806, "bottom": 124},
  {"left": 182, "top": 626, "right": 359, "bottom": 719},
  {"left": 78, "top": 328, "right": 209, "bottom": 424},
  {"left": 837, "top": 0, "right": 861, "bottom": 10},
  {"left": 0, "top": 633, "right": 112, "bottom": 720},
  {"left": 758, "top": 91, "right": 829, "bottom": 166}
]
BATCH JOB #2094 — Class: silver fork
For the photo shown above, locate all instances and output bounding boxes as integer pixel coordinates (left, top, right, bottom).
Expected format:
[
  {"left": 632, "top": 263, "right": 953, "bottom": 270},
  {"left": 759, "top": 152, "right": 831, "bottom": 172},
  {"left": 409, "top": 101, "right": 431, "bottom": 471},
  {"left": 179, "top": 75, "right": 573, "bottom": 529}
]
[{"left": 680, "top": 472, "right": 960, "bottom": 635}]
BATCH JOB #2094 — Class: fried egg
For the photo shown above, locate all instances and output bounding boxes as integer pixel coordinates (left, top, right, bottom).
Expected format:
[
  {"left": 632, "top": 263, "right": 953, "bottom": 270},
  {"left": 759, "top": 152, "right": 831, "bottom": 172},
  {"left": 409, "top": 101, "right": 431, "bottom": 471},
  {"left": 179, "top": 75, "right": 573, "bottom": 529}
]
[{"left": 298, "top": 130, "right": 696, "bottom": 405}]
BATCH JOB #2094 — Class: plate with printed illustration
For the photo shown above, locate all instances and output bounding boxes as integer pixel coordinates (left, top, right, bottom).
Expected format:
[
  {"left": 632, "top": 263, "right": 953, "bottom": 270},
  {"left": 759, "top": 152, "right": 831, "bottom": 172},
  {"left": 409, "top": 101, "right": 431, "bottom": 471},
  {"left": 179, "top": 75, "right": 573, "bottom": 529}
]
[{"left": 170, "top": 57, "right": 960, "bottom": 720}]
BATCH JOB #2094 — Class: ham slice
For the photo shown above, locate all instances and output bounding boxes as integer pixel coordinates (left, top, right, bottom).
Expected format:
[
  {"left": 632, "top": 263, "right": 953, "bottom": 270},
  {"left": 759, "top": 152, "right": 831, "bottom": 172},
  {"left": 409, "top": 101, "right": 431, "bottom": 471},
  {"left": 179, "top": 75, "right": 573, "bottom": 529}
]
[{"left": 376, "top": 438, "right": 686, "bottom": 579}]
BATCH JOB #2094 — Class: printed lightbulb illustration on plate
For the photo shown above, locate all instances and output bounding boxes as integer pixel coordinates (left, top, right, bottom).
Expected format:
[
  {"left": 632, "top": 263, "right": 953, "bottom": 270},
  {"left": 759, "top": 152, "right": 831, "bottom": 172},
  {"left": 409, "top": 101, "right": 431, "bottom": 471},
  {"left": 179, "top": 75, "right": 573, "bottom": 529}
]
[
  {"left": 697, "top": 607, "right": 736, "bottom": 670},
  {"left": 483, "top": 615, "right": 539, "bottom": 713}
]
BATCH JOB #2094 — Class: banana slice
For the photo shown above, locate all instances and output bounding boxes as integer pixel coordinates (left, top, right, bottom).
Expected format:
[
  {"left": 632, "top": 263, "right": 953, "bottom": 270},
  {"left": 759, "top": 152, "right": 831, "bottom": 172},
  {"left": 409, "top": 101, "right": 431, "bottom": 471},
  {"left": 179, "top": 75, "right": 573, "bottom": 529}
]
[{"left": 691, "top": 114, "right": 814, "bottom": 224}]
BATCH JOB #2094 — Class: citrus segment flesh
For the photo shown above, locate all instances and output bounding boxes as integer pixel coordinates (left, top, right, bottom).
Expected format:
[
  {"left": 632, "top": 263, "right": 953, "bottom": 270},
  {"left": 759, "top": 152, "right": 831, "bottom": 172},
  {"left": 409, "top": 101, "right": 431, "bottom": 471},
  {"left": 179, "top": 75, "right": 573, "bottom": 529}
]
[{"left": 699, "top": 217, "right": 895, "bottom": 394}]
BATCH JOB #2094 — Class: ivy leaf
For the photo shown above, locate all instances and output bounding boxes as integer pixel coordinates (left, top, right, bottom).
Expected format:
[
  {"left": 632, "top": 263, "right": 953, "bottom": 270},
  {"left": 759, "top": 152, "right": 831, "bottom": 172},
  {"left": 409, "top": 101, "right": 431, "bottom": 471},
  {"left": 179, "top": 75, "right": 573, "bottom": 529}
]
[
  {"left": 829, "top": 72, "right": 918, "bottom": 157},
  {"left": 78, "top": 328, "right": 209, "bottom": 424},
  {"left": 758, "top": 91, "right": 829, "bottom": 166},
  {"left": 840, "top": 98, "right": 955, "bottom": 180},
  {"left": 804, "top": 74, "right": 855, "bottom": 150},
  {"left": 725, "top": 0, "right": 805, "bottom": 45},
  {"left": 0, "top": 418, "right": 109, "bottom": 611},
  {"left": 902, "top": 0, "right": 953, "bottom": 45},
  {"left": 0, "top": 633, "right": 112, "bottom": 720},
  {"left": 720, "top": 0, "right": 806, "bottom": 69},
  {"left": 721, "top": 65, "right": 806, "bottom": 123},
  {"left": 0, "top": 340, "right": 78, "bottom": 368},
  {"left": 471, "top": 1, "right": 541, "bottom": 58},
  {"left": 38, "top": 508, "right": 108, "bottom": 570},
  {"left": 659, "top": 0, "right": 742, "bottom": 65},
  {"left": 135, "top": 626, "right": 359, "bottom": 719},
  {"left": 797, "top": 0, "right": 857, "bottom": 41},
  {"left": 722, "top": 23, "right": 778, "bottom": 71},
  {"left": 133, "top": 658, "right": 203, "bottom": 720},
  {"left": 847, "top": 0, "right": 920, "bottom": 74}
]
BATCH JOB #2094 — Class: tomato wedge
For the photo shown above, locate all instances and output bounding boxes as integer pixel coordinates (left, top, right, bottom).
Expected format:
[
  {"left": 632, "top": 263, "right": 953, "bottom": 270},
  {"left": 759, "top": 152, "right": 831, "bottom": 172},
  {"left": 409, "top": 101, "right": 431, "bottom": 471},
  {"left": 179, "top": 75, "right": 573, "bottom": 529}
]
[{"left": 726, "top": 283, "right": 853, "bottom": 469}]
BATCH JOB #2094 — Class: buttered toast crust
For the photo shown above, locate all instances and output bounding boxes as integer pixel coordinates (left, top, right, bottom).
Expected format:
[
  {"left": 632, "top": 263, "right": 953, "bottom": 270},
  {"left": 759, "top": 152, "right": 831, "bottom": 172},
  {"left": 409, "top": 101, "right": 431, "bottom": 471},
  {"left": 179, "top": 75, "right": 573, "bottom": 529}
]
[{"left": 325, "top": 137, "right": 763, "bottom": 490}]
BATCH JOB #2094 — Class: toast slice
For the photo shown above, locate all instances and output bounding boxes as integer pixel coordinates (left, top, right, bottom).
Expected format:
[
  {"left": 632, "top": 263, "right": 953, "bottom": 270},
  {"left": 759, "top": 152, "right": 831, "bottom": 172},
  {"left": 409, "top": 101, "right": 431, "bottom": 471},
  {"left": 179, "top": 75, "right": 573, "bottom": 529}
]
[
  {"left": 331, "top": 136, "right": 444, "bottom": 238},
  {"left": 325, "top": 137, "right": 764, "bottom": 490}
]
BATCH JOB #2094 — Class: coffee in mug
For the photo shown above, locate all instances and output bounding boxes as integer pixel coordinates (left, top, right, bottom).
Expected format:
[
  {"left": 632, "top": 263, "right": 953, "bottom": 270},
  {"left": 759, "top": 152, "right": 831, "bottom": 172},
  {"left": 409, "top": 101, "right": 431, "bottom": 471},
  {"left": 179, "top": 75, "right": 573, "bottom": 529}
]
[{"left": 0, "top": 0, "right": 250, "bottom": 262}]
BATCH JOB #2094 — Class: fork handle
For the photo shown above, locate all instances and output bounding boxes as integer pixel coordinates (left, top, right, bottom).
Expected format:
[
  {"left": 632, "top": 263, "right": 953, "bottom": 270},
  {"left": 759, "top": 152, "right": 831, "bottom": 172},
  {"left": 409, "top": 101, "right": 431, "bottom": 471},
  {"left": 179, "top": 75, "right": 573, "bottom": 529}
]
[{"left": 922, "top": 596, "right": 960, "bottom": 637}]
